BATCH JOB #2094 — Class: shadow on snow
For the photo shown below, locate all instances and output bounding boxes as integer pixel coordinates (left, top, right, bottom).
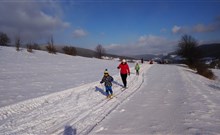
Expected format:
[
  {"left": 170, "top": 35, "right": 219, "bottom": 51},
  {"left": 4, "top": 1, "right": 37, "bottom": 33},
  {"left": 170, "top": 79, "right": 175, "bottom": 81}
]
[
  {"left": 112, "top": 80, "right": 123, "bottom": 87},
  {"left": 208, "top": 84, "right": 220, "bottom": 91},
  {"left": 95, "top": 81, "right": 123, "bottom": 96},
  {"left": 95, "top": 86, "right": 107, "bottom": 96},
  {"left": 63, "top": 125, "right": 77, "bottom": 135}
]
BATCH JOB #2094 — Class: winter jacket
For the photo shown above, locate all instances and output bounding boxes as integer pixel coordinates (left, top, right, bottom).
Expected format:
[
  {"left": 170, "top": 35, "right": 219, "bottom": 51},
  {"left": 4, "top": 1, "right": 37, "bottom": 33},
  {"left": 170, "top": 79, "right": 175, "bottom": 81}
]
[
  {"left": 135, "top": 64, "right": 140, "bottom": 71},
  {"left": 100, "top": 75, "right": 114, "bottom": 87},
  {"left": 117, "top": 63, "right": 130, "bottom": 75}
]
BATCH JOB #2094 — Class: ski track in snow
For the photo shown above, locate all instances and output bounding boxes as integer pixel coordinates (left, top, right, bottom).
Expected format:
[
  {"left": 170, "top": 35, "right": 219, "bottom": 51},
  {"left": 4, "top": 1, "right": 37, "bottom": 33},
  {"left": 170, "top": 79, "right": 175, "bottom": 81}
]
[
  {"left": 0, "top": 63, "right": 152, "bottom": 135},
  {"left": 0, "top": 46, "right": 124, "bottom": 108},
  {"left": 90, "top": 65, "right": 220, "bottom": 135}
]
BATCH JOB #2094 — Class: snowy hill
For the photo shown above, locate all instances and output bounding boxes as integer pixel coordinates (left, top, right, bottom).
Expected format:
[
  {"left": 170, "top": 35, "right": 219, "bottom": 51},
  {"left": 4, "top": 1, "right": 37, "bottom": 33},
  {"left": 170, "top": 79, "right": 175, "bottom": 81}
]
[
  {"left": 0, "top": 46, "right": 133, "bottom": 107},
  {"left": 0, "top": 46, "right": 220, "bottom": 134}
]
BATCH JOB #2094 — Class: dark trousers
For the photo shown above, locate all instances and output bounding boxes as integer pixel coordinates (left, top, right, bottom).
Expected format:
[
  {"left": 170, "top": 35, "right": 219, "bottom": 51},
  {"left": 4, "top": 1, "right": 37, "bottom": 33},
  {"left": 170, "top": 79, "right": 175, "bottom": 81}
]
[
  {"left": 120, "top": 74, "right": 127, "bottom": 87},
  {"left": 136, "top": 70, "right": 139, "bottom": 75}
]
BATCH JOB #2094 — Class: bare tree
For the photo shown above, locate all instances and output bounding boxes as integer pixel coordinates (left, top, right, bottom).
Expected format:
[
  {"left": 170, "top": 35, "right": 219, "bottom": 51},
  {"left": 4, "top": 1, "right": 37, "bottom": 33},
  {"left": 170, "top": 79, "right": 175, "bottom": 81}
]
[
  {"left": 177, "top": 34, "right": 215, "bottom": 79},
  {"left": 26, "top": 42, "right": 33, "bottom": 53},
  {"left": 15, "top": 36, "right": 21, "bottom": 51},
  {"left": 46, "top": 35, "right": 56, "bottom": 54},
  {"left": 176, "top": 34, "right": 200, "bottom": 67},
  {"left": 0, "top": 32, "right": 10, "bottom": 46},
  {"left": 95, "top": 44, "right": 106, "bottom": 59}
]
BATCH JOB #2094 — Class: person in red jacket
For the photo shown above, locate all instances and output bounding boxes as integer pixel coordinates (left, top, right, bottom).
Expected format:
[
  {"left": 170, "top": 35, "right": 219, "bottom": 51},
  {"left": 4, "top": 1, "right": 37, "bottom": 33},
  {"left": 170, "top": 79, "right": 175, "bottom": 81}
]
[{"left": 117, "top": 59, "right": 130, "bottom": 88}]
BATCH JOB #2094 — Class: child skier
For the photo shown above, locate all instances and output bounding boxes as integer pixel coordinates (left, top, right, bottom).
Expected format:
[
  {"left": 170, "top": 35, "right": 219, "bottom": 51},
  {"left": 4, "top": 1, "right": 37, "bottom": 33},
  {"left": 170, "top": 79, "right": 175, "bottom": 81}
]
[
  {"left": 100, "top": 69, "right": 114, "bottom": 99},
  {"left": 135, "top": 62, "right": 140, "bottom": 75}
]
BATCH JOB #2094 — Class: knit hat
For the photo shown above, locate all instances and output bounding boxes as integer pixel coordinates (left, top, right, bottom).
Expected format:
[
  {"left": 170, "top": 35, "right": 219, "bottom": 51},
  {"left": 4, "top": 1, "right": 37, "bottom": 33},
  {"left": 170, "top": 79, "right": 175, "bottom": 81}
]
[{"left": 104, "top": 69, "right": 108, "bottom": 74}]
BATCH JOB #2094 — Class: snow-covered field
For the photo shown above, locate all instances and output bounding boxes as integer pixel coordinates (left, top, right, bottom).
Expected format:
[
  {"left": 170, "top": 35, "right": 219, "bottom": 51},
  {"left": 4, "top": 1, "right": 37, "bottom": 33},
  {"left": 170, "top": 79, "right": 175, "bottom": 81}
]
[
  {"left": 0, "top": 46, "right": 131, "bottom": 107},
  {"left": 0, "top": 46, "right": 220, "bottom": 134}
]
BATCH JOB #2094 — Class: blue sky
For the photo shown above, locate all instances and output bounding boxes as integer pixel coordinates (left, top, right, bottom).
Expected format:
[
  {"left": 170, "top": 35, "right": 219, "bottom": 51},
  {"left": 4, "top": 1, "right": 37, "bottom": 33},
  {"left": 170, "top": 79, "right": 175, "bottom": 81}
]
[{"left": 0, "top": 0, "right": 220, "bottom": 55}]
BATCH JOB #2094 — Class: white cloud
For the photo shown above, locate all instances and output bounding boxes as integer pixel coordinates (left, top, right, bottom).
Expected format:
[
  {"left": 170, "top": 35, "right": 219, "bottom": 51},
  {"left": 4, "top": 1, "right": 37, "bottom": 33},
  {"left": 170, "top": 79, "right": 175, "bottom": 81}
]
[
  {"left": 172, "top": 25, "right": 182, "bottom": 34},
  {"left": 193, "top": 23, "right": 218, "bottom": 33},
  {"left": 72, "top": 29, "right": 87, "bottom": 38},
  {"left": 193, "top": 17, "right": 220, "bottom": 33},
  {"left": 0, "top": 1, "right": 70, "bottom": 42},
  {"left": 172, "top": 17, "right": 220, "bottom": 34},
  {"left": 106, "top": 43, "right": 121, "bottom": 48},
  {"left": 106, "top": 35, "right": 177, "bottom": 55},
  {"left": 138, "top": 35, "right": 168, "bottom": 46}
]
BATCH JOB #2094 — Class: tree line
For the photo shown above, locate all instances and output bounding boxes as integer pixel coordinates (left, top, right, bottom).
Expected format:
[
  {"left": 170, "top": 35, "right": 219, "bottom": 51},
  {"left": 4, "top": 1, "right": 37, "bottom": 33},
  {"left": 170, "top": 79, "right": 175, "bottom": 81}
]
[{"left": 0, "top": 32, "right": 106, "bottom": 58}]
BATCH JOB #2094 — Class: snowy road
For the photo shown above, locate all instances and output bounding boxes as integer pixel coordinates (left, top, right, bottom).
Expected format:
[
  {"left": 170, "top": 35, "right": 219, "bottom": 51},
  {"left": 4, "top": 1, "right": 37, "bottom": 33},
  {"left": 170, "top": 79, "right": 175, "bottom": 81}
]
[
  {"left": 91, "top": 65, "right": 220, "bottom": 134},
  {"left": 0, "top": 64, "right": 220, "bottom": 134}
]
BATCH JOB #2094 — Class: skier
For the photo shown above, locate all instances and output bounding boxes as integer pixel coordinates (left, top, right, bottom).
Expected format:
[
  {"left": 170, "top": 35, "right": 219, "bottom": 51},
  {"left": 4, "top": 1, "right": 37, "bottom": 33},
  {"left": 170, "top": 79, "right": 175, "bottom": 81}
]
[
  {"left": 135, "top": 62, "right": 140, "bottom": 75},
  {"left": 117, "top": 59, "right": 130, "bottom": 88},
  {"left": 141, "top": 58, "right": 144, "bottom": 64},
  {"left": 100, "top": 69, "right": 114, "bottom": 99}
]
